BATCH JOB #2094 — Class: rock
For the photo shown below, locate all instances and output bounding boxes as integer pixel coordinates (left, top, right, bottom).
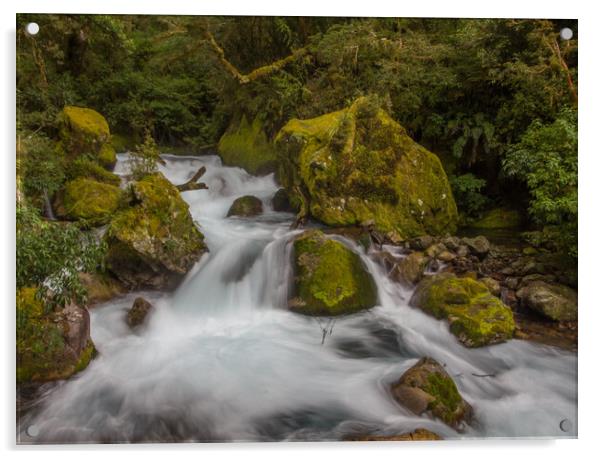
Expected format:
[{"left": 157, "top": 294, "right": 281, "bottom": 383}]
[
  {"left": 505, "top": 277, "right": 519, "bottom": 289},
  {"left": 272, "top": 188, "right": 295, "bottom": 212},
  {"left": 437, "top": 250, "right": 456, "bottom": 262},
  {"left": 289, "top": 230, "right": 377, "bottom": 316},
  {"left": 105, "top": 172, "right": 207, "bottom": 290},
  {"left": 461, "top": 236, "right": 490, "bottom": 258},
  {"left": 127, "top": 297, "right": 154, "bottom": 328},
  {"left": 386, "top": 231, "right": 404, "bottom": 245},
  {"left": 471, "top": 208, "right": 522, "bottom": 229},
  {"left": 519, "top": 273, "right": 557, "bottom": 287},
  {"left": 276, "top": 97, "right": 458, "bottom": 238},
  {"left": 218, "top": 115, "right": 278, "bottom": 175},
  {"left": 391, "top": 357, "right": 472, "bottom": 430},
  {"left": 391, "top": 252, "right": 429, "bottom": 287},
  {"left": 410, "top": 273, "right": 515, "bottom": 347},
  {"left": 79, "top": 272, "right": 125, "bottom": 306},
  {"left": 345, "top": 428, "right": 442, "bottom": 441},
  {"left": 425, "top": 243, "right": 446, "bottom": 258},
  {"left": 17, "top": 288, "right": 95, "bottom": 383},
  {"left": 480, "top": 277, "right": 501, "bottom": 297},
  {"left": 456, "top": 245, "right": 470, "bottom": 258},
  {"left": 517, "top": 281, "right": 577, "bottom": 321},
  {"left": 66, "top": 158, "right": 121, "bottom": 186},
  {"left": 55, "top": 178, "right": 122, "bottom": 226},
  {"left": 410, "top": 235, "right": 435, "bottom": 251},
  {"left": 522, "top": 246, "right": 538, "bottom": 256},
  {"left": 227, "top": 195, "right": 263, "bottom": 217},
  {"left": 442, "top": 236, "right": 461, "bottom": 251},
  {"left": 98, "top": 143, "right": 117, "bottom": 170}
]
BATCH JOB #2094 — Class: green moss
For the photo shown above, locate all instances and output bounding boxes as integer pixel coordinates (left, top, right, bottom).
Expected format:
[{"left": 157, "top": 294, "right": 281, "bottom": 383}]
[
  {"left": 98, "top": 143, "right": 117, "bottom": 170},
  {"left": 111, "top": 133, "right": 136, "bottom": 152},
  {"left": 59, "top": 178, "right": 123, "bottom": 226},
  {"left": 58, "top": 106, "right": 111, "bottom": 158},
  {"left": 105, "top": 173, "right": 206, "bottom": 288},
  {"left": 410, "top": 273, "right": 515, "bottom": 347},
  {"left": 424, "top": 373, "right": 463, "bottom": 425},
  {"left": 66, "top": 158, "right": 121, "bottom": 186},
  {"left": 227, "top": 195, "right": 263, "bottom": 217},
  {"left": 275, "top": 97, "right": 457, "bottom": 238},
  {"left": 291, "top": 230, "right": 377, "bottom": 315},
  {"left": 472, "top": 208, "right": 522, "bottom": 229},
  {"left": 218, "top": 115, "right": 278, "bottom": 175}
]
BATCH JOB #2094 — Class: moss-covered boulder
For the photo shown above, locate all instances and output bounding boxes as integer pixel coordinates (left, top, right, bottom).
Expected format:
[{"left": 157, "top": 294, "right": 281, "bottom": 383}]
[
  {"left": 218, "top": 115, "right": 278, "bottom": 175},
  {"left": 105, "top": 172, "right": 207, "bottom": 289},
  {"left": 227, "top": 195, "right": 263, "bottom": 217},
  {"left": 517, "top": 281, "right": 577, "bottom": 321},
  {"left": 289, "top": 230, "right": 377, "bottom": 315},
  {"left": 472, "top": 207, "right": 522, "bottom": 229},
  {"left": 410, "top": 273, "right": 515, "bottom": 347},
  {"left": 55, "top": 178, "right": 122, "bottom": 226},
  {"left": 66, "top": 158, "right": 121, "bottom": 186},
  {"left": 272, "top": 188, "right": 296, "bottom": 212},
  {"left": 17, "top": 288, "right": 95, "bottom": 383},
  {"left": 79, "top": 272, "right": 125, "bottom": 306},
  {"left": 391, "top": 357, "right": 472, "bottom": 431},
  {"left": 276, "top": 97, "right": 458, "bottom": 238},
  {"left": 98, "top": 143, "right": 117, "bottom": 170}
]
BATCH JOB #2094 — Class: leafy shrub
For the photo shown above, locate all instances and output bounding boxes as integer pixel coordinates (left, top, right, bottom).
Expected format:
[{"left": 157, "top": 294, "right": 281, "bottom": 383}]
[
  {"left": 450, "top": 173, "right": 490, "bottom": 218},
  {"left": 130, "top": 131, "right": 161, "bottom": 180}
]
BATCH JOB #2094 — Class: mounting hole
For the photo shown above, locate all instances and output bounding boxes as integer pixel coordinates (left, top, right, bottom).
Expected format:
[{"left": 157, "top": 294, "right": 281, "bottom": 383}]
[
  {"left": 25, "top": 22, "right": 40, "bottom": 36},
  {"left": 560, "top": 28, "right": 573, "bottom": 40},
  {"left": 559, "top": 418, "right": 573, "bottom": 432},
  {"left": 26, "top": 424, "right": 39, "bottom": 437}
]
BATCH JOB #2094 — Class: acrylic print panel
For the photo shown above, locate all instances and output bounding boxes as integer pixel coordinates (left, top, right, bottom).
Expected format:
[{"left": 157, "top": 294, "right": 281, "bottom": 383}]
[{"left": 16, "top": 14, "right": 578, "bottom": 443}]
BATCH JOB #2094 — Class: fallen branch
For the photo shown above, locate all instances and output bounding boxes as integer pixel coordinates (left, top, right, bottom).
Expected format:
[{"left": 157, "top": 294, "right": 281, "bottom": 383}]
[{"left": 176, "top": 166, "right": 208, "bottom": 192}]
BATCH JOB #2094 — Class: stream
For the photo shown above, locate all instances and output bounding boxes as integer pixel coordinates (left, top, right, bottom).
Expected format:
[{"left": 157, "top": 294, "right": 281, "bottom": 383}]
[{"left": 17, "top": 154, "right": 577, "bottom": 443}]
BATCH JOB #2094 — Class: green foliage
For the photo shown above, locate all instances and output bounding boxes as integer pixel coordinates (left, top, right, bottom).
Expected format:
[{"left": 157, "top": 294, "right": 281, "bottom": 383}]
[
  {"left": 504, "top": 107, "right": 577, "bottom": 258},
  {"left": 450, "top": 173, "right": 490, "bottom": 219},
  {"left": 130, "top": 131, "right": 161, "bottom": 180},
  {"left": 16, "top": 205, "right": 106, "bottom": 309}
]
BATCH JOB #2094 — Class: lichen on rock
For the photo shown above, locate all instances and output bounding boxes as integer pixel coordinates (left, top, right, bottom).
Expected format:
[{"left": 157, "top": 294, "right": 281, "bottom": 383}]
[
  {"left": 218, "top": 115, "right": 278, "bottom": 175},
  {"left": 410, "top": 273, "right": 515, "bottom": 347},
  {"left": 391, "top": 357, "right": 472, "bottom": 431},
  {"left": 17, "top": 287, "right": 95, "bottom": 383},
  {"left": 275, "top": 97, "right": 458, "bottom": 238},
  {"left": 289, "top": 230, "right": 377, "bottom": 316},
  {"left": 105, "top": 172, "right": 207, "bottom": 289}
]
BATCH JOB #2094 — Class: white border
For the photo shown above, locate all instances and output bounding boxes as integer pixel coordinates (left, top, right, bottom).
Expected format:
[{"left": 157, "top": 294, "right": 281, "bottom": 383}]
[{"left": 2, "top": 1, "right": 599, "bottom": 458}]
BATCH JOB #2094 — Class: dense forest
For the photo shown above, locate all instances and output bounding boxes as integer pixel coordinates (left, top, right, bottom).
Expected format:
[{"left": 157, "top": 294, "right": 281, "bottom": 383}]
[{"left": 16, "top": 15, "right": 578, "bottom": 443}]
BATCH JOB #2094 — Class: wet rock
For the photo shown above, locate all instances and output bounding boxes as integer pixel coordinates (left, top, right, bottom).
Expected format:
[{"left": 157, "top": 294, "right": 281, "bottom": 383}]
[
  {"left": 345, "top": 428, "right": 442, "bottom": 441},
  {"left": 105, "top": 172, "right": 207, "bottom": 290},
  {"left": 391, "top": 357, "right": 472, "bottom": 430},
  {"left": 391, "top": 252, "right": 429, "bottom": 286},
  {"left": 271, "top": 188, "right": 295, "bottom": 212},
  {"left": 461, "top": 236, "right": 490, "bottom": 258},
  {"left": 437, "top": 250, "right": 456, "bottom": 263},
  {"left": 517, "top": 281, "right": 577, "bottom": 321},
  {"left": 442, "top": 236, "right": 461, "bottom": 251},
  {"left": 289, "top": 230, "right": 377, "bottom": 316},
  {"left": 480, "top": 277, "right": 501, "bottom": 297},
  {"left": 410, "top": 235, "right": 435, "bottom": 251},
  {"left": 456, "top": 245, "right": 470, "bottom": 258},
  {"left": 505, "top": 277, "right": 519, "bottom": 290},
  {"left": 79, "top": 272, "right": 125, "bottom": 306},
  {"left": 425, "top": 243, "right": 446, "bottom": 258},
  {"left": 227, "top": 195, "right": 263, "bottom": 217},
  {"left": 127, "top": 297, "right": 154, "bottom": 328},
  {"left": 410, "top": 273, "right": 515, "bottom": 347},
  {"left": 17, "top": 288, "right": 95, "bottom": 383}
]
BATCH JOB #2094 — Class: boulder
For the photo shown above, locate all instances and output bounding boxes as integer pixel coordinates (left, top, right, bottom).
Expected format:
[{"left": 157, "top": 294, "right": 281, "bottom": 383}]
[
  {"left": 126, "top": 297, "right": 154, "bottom": 328},
  {"left": 517, "top": 281, "right": 577, "bottom": 321},
  {"left": 289, "top": 230, "right": 377, "bottom": 315},
  {"left": 58, "top": 106, "right": 111, "bottom": 153},
  {"left": 218, "top": 115, "right": 278, "bottom": 175},
  {"left": 227, "top": 195, "right": 263, "bottom": 217},
  {"left": 346, "top": 428, "right": 442, "bottom": 441},
  {"left": 276, "top": 97, "right": 458, "bottom": 238},
  {"left": 410, "top": 235, "right": 435, "bottom": 251},
  {"left": 66, "top": 158, "right": 121, "bottom": 186},
  {"left": 79, "top": 272, "right": 125, "bottom": 306},
  {"left": 391, "top": 357, "right": 472, "bottom": 430},
  {"left": 410, "top": 273, "right": 515, "bottom": 347},
  {"left": 55, "top": 178, "right": 122, "bottom": 226},
  {"left": 105, "top": 172, "right": 207, "bottom": 289},
  {"left": 391, "top": 252, "right": 429, "bottom": 287},
  {"left": 271, "top": 188, "right": 295, "bottom": 212},
  {"left": 480, "top": 277, "right": 501, "bottom": 297},
  {"left": 461, "top": 236, "right": 490, "bottom": 258},
  {"left": 17, "top": 288, "right": 95, "bottom": 383}
]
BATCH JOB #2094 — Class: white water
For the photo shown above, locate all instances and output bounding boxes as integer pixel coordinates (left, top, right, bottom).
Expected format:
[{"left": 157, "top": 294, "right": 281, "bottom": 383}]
[{"left": 18, "top": 154, "right": 577, "bottom": 443}]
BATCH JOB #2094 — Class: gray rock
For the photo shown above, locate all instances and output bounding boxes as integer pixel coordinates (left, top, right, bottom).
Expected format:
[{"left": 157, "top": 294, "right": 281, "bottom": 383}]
[{"left": 518, "top": 281, "right": 577, "bottom": 321}]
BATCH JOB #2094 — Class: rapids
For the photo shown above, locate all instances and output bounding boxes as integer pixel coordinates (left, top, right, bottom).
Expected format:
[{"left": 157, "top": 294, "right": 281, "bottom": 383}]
[{"left": 17, "top": 154, "right": 577, "bottom": 443}]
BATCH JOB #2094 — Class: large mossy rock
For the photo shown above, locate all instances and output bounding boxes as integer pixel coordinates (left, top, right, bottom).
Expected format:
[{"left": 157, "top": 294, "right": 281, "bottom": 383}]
[
  {"left": 58, "top": 106, "right": 117, "bottom": 169},
  {"left": 391, "top": 357, "right": 472, "bottom": 431},
  {"left": 218, "top": 115, "right": 278, "bottom": 175},
  {"left": 289, "top": 230, "right": 377, "bottom": 316},
  {"left": 410, "top": 273, "right": 515, "bottom": 347},
  {"left": 17, "top": 288, "right": 95, "bottom": 383},
  {"left": 55, "top": 178, "right": 123, "bottom": 226},
  {"left": 66, "top": 158, "right": 121, "bottom": 186},
  {"left": 275, "top": 97, "right": 458, "bottom": 238},
  {"left": 517, "top": 281, "right": 577, "bottom": 321},
  {"left": 105, "top": 172, "right": 207, "bottom": 289},
  {"left": 227, "top": 195, "right": 263, "bottom": 217}
]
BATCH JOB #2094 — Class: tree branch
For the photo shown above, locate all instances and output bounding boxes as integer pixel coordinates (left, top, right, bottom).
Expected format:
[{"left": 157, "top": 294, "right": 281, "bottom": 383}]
[{"left": 176, "top": 166, "right": 208, "bottom": 192}]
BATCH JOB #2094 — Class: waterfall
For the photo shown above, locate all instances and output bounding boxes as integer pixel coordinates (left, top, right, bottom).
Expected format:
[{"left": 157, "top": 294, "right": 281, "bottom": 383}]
[{"left": 17, "top": 154, "right": 577, "bottom": 443}]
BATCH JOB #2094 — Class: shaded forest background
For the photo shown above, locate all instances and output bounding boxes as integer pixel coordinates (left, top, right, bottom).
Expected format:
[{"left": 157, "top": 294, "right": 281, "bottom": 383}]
[{"left": 16, "top": 14, "right": 577, "bottom": 260}]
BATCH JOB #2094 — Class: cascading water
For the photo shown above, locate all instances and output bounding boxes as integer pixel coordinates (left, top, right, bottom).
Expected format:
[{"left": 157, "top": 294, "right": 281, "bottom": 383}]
[{"left": 18, "top": 154, "right": 577, "bottom": 443}]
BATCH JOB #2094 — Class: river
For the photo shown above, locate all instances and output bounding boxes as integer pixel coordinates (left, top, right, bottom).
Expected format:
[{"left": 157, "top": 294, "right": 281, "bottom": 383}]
[{"left": 17, "top": 154, "right": 577, "bottom": 443}]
